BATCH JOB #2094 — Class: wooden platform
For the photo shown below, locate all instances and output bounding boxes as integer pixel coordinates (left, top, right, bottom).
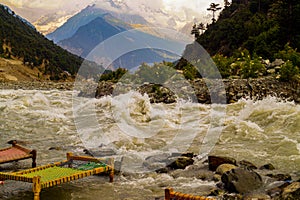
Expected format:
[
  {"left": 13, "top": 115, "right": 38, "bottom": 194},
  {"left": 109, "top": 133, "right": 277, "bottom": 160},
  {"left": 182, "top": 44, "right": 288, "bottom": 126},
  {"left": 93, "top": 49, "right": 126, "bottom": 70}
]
[
  {"left": 165, "top": 188, "right": 215, "bottom": 200},
  {"left": 0, "top": 141, "right": 36, "bottom": 168},
  {"left": 0, "top": 152, "right": 114, "bottom": 200}
]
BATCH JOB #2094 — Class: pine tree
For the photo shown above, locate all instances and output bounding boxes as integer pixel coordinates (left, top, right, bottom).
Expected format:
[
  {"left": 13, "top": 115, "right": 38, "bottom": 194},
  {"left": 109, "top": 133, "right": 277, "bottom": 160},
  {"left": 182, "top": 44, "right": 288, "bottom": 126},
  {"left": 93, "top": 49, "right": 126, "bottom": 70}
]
[{"left": 207, "top": 3, "right": 222, "bottom": 23}]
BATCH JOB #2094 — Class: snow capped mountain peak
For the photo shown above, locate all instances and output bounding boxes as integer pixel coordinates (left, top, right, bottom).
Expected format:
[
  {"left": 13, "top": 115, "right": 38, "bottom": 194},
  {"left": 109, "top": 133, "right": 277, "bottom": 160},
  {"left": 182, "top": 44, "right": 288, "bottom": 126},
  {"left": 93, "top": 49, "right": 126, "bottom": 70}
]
[{"left": 88, "top": 0, "right": 212, "bottom": 31}]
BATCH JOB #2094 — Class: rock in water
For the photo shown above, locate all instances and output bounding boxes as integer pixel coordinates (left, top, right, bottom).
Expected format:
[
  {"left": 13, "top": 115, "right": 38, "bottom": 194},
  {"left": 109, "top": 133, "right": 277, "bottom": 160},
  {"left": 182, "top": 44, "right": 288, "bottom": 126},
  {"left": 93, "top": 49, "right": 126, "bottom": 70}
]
[
  {"left": 167, "top": 156, "right": 194, "bottom": 170},
  {"left": 239, "top": 160, "right": 257, "bottom": 170},
  {"left": 259, "top": 163, "right": 275, "bottom": 170},
  {"left": 216, "top": 164, "right": 237, "bottom": 175},
  {"left": 208, "top": 155, "right": 237, "bottom": 171},
  {"left": 280, "top": 182, "right": 300, "bottom": 199},
  {"left": 243, "top": 193, "right": 271, "bottom": 200},
  {"left": 221, "top": 168, "right": 263, "bottom": 194},
  {"left": 266, "top": 173, "right": 292, "bottom": 181}
]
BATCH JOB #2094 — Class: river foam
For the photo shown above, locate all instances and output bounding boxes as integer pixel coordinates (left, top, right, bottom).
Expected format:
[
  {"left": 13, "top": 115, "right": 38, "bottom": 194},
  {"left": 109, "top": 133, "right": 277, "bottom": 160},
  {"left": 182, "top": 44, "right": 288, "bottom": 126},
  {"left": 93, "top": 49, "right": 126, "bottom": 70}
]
[{"left": 1, "top": 89, "right": 300, "bottom": 199}]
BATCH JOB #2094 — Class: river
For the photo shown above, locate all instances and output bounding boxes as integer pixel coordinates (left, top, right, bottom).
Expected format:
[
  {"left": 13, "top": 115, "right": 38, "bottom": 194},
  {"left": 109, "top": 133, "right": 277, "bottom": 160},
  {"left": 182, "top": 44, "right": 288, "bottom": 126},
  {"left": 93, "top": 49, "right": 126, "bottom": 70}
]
[{"left": 0, "top": 89, "right": 300, "bottom": 199}]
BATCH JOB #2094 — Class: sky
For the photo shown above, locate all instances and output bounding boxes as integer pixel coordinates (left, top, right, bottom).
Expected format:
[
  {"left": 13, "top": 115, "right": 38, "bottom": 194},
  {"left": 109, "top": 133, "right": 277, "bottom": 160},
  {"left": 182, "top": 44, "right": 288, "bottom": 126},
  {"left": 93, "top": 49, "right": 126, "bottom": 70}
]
[{"left": 0, "top": 0, "right": 225, "bottom": 34}]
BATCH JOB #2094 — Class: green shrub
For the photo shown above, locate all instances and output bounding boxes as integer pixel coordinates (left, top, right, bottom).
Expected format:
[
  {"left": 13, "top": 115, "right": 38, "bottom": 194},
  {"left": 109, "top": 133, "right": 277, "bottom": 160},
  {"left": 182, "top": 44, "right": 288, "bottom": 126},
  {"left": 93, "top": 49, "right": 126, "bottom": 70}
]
[
  {"left": 212, "top": 54, "right": 234, "bottom": 78},
  {"left": 279, "top": 60, "right": 299, "bottom": 82},
  {"left": 275, "top": 44, "right": 300, "bottom": 67},
  {"left": 182, "top": 63, "right": 201, "bottom": 80},
  {"left": 135, "top": 63, "right": 177, "bottom": 84},
  {"left": 99, "top": 68, "right": 128, "bottom": 83},
  {"left": 240, "top": 56, "right": 265, "bottom": 78}
]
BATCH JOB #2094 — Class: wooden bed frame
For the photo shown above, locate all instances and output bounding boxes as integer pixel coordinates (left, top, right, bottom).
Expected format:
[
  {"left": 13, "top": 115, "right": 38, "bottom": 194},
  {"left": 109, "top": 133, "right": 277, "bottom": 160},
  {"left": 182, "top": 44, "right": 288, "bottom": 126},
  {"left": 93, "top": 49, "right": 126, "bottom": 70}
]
[
  {"left": 165, "top": 188, "right": 215, "bottom": 200},
  {"left": 0, "top": 152, "right": 114, "bottom": 200},
  {"left": 0, "top": 141, "right": 37, "bottom": 168}
]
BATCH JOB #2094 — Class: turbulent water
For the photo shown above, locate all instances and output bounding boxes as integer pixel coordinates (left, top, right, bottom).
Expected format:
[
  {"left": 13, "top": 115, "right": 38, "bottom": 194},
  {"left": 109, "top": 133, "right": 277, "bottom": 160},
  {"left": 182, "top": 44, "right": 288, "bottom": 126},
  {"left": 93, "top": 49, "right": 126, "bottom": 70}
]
[{"left": 0, "top": 89, "right": 300, "bottom": 199}]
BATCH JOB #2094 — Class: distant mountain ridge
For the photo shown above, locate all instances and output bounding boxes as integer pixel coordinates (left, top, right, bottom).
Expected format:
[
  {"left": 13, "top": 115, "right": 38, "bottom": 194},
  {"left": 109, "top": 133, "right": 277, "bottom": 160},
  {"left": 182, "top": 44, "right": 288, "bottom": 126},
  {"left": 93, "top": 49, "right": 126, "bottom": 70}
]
[
  {"left": 55, "top": 11, "right": 185, "bottom": 70},
  {"left": 46, "top": 4, "right": 148, "bottom": 43},
  {"left": 58, "top": 14, "right": 128, "bottom": 57}
]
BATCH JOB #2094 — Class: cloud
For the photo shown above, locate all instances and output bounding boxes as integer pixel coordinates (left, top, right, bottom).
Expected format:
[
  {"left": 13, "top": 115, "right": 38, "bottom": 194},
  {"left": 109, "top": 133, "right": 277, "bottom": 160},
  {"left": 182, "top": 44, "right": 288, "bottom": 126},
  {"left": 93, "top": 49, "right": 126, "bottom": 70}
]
[
  {"left": 2, "top": 0, "right": 60, "bottom": 9},
  {"left": 1, "top": 0, "right": 95, "bottom": 21},
  {"left": 2, "top": 0, "right": 226, "bottom": 32}
]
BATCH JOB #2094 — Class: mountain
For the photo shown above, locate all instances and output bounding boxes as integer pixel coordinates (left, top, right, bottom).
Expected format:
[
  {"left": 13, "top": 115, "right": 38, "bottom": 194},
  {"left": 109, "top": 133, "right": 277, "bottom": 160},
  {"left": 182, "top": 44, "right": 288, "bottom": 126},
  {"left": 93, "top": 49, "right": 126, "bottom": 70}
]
[
  {"left": 56, "top": 13, "right": 185, "bottom": 70},
  {"left": 0, "top": 4, "right": 101, "bottom": 81},
  {"left": 46, "top": 4, "right": 148, "bottom": 43},
  {"left": 33, "top": 12, "right": 75, "bottom": 35},
  {"left": 189, "top": 0, "right": 300, "bottom": 59},
  {"left": 58, "top": 13, "right": 128, "bottom": 57}
]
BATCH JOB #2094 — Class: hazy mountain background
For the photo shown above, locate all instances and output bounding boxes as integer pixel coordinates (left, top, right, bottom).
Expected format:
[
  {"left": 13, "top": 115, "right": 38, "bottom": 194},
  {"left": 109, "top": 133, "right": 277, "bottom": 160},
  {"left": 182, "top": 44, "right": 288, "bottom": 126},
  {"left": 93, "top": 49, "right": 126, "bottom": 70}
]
[{"left": 45, "top": 4, "right": 191, "bottom": 70}]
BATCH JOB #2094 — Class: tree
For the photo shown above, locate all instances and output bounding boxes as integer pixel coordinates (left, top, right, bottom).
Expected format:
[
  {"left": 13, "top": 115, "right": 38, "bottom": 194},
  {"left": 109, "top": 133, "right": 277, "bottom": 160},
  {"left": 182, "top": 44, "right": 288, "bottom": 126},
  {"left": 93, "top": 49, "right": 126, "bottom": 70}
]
[
  {"left": 198, "top": 23, "right": 206, "bottom": 34},
  {"left": 207, "top": 3, "right": 222, "bottom": 23},
  {"left": 191, "top": 24, "right": 200, "bottom": 38},
  {"left": 224, "top": 0, "right": 231, "bottom": 8}
]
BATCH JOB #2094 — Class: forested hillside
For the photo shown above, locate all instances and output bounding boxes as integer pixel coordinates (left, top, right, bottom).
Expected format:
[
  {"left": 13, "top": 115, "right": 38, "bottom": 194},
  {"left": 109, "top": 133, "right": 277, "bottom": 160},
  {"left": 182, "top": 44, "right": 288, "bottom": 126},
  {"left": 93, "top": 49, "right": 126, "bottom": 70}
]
[
  {"left": 196, "top": 0, "right": 300, "bottom": 59},
  {"left": 0, "top": 5, "right": 86, "bottom": 80},
  {"left": 173, "top": 0, "right": 300, "bottom": 81}
]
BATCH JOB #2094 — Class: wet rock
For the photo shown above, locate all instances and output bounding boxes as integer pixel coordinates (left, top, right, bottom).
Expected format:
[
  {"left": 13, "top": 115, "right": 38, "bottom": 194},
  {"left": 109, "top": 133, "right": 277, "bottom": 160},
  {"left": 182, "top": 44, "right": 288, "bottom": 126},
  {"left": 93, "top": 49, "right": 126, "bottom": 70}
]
[
  {"left": 209, "top": 188, "right": 225, "bottom": 196},
  {"left": 167, "top": 156, "right": 194, "bottom": 170},
  {"left": 213, "top": 174, "right": 222, "bottom": 182},
  {"left": 171, "top": 164, "right": 213, "bottom": 180},
  {"left": 138, "top": 83, "right": 176, "bottom": 104},
  {"left": 155, "top": 167, "right": 169, "bottom": 173},
  {"left": 7, "top": 140, "right": 27, "bottom": 145},
  {"left": 266, "top": 173, "right": 292, "bottom": 181},
  {"left": 221, "top": 168, "right": 263, "bottom": 194},
  {"left": 239, "top": 160, "right": 257, "bottom": 170},
  {"left": 259, "top": 163, "right": 275, "bottom": 170},
  {"left": 243, "top": 192, "right": 271, "bottom": 200},
  {"left": 181, "top": 152, "right": 195, "bottom": 158},
  {"left": 208, "top": 156, "right": 237, "bottom": 171},
  {"left": 223, "top": 193, "right": 243, "bottom": 200},
  {"left": 95, "top": 81, "right": 115, "bottom": 98},
  {"left": 170, "top": 152, "right": 194, "bottom": 158},
  {"left": 266, "top": 181, "right": 290, "bottom": 198},
  {"left": 145, "top": 153, "right": 170, "bottom": 163},
  {"left": 216, "top": 164, "right": 237, "bottom": 175},
  {"left": 48, "top": 147, "right": 62, "bottom": 150},
  {"left": 280, "top": 182, "right": 300, "bottom": 199},
  {"left": 83, "top": 148, "right": 117, "bottom": 157}
]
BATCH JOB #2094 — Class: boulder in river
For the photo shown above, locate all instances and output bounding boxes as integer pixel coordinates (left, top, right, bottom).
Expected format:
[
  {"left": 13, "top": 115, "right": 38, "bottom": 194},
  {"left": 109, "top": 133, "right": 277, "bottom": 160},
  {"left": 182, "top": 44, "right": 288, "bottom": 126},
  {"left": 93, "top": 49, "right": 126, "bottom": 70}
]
[
  {"left": 238, "top": 160, "right": 257, "bottom": 170},
  {"left": 280, "top": 182, "right": 300, "bottom": 199},
  {"left": 259, "top": 163, "right": 275, "bottom": 170},
  {"left": 243, "top": 192, "right": 271, "bottom": 200},
  {"left": 208, "top": 155, "right": 237, "bottom": 171},
  {"left": 216, "top": 164, "right": 237, "bottom": 175},
  {"left": 167, "top": 156, "right": 194, "bottom": 170},
  {"left": 221, "top": 167, "right": 263, "bottom": 194}
]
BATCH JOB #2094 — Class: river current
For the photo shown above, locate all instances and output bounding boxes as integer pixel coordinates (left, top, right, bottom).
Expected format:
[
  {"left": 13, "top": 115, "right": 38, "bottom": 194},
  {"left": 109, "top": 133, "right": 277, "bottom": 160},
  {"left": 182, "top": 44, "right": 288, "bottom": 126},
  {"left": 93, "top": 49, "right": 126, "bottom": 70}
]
[{"left": 0, "top": 89, "right": 299, "bottom": 199}]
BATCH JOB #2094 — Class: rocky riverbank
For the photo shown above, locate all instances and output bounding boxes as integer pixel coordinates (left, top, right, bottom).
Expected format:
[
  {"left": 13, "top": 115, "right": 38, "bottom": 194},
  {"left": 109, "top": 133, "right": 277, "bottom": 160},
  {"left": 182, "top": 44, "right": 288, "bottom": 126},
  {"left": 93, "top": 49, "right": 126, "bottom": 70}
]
[
  {"left": 88, "top": 77, "right": 300, "bottom": 104},
  {"left": 151, "top": 154, "right": 300, "bottom": 199},
  {"left": 1, "top": 76, "right": 300, "bottom": 104},
  {"left": 0, "top": 81, "right": 74, "bottom": 90}
]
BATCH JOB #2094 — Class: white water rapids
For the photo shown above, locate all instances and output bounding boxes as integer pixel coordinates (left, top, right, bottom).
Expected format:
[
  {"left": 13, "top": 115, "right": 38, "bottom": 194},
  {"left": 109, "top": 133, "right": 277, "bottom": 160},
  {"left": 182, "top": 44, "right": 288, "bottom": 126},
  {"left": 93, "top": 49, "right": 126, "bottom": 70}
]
[{"left": 0, "top": 89, "right": 300, "bottom": 199}]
